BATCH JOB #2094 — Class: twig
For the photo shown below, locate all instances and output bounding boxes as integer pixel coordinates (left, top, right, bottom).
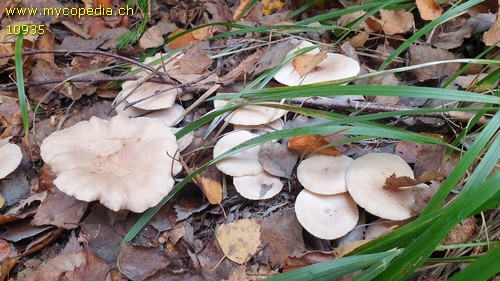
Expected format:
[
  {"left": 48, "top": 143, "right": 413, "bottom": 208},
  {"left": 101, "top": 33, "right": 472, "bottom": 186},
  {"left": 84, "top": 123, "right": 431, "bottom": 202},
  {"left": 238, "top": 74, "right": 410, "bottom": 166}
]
[
  {"left": 289, "top": 97, "right": 491, "bottom": 125},
  {"left": 0, "top": 49, "right": 170, "bottom": 82}
]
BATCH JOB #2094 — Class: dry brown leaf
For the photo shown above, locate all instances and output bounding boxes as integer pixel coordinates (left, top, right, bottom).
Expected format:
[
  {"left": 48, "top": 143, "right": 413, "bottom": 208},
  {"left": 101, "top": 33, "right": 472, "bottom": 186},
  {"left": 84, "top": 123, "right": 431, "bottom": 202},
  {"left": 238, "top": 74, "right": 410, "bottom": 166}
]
[
  {"left": 167, "top": 29, "right": 197, "bottom": 49},
  {"left": 216, "top": 219, "right": 261, "bottom": 264},
  {"left": 220, "top": 49, "right": 264, "bottom": 84},
  {"left": 416, "top": 0, "right": 442, "bottom": 21},
  {"left": 258, "top": 141, "right": 299, "bottom": 179},
  {"left": 117, "top": 243, "right": 170, "bottom": 280},
  {"left": 378, "top": 9, "right": 414, "bottom": 35},
  {"left": 32, "top": 189, "right": 88, "bottom": 229},
  {"left": 383, "top": 171, "right": 444, "bottom": 189},
  {"left": 443, "top": 217, "right": 478, "bottom": 245},
  {"left": 196, "top": 176, "right": 222, "bottom": 204},
  {"left": 350, "top": 31, "right": 370, "bottom": 48},
  {"left": 34, "top": 31, "right": 54, "bottom": 62},
  {"left": 284, "top": 252, "right": 334, "bottom": 272},
  {"left": 93, "top": 0, "right": 111, "bottom": 8},
  {"left": 233, "top": 0, "right": 252, "bottom": 21},
  {"left": 192, "top": 26, "right": 214, "bottom": 40},
  {"left": 409, "top": 45, "right": 460, "bottom": 81},
  {"left": 483, "top": 11, "right": 500, "bottom": 46},
  {"left": 288, "top": 134, "right": 342, "bottom": 156},
  {"left": 292, "top": 51, "right": 328, "bottom": 77},
  {"left": 179, "top": 46, "right": 213, "bottom": 74}
]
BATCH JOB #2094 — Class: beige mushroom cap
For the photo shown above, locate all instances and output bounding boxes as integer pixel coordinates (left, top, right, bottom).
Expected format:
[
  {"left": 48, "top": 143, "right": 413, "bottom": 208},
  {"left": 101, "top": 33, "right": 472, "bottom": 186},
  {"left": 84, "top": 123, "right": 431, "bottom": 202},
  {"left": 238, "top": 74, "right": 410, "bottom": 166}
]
[
  {"left": 120, "top": 81, "right": 181, "bottom": 110},
  {"left": 40, "top": 115, "right": 182, "bottom": 213},
  {"left": 213, "top": 130, "right": 263, "bottom": 177},
  {"left": 141, "top": 103, "right": 185, "bottom": 126},
  {"left": 233, "top": 172, "right": 283, "bottom": 200},
  {"left": 295, "top": 190, "right": 359, "bottom": 240},
  {"left": 0, "top": 139, "right": 22, "bottom": 179},
  {"left": 274, "top": 53, "right": 360, "bottom": 86},
  {"left": 345, "top": 153, "right": 420, "bottom": 220},
  {"left": 213, "top": 94, "right": 287, "bottom": 126},
  {"left": 297, "top": 154, "right": 353, "bottom": 195},
  {"left": 234, "top": 118, "right": 284, "bottom": 133}
]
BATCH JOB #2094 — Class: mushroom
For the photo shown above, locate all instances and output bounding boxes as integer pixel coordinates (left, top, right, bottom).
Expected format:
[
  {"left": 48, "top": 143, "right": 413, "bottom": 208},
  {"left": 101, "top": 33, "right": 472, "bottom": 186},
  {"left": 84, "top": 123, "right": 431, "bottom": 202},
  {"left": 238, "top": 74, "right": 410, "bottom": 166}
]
[
  {"left": 234, "top": 118, "right": 284, "bottom": 133},
  {"left": 294, "top": 189, "right": 359, "bottom": 240},
  {"left": 233, "top": 172, "right": 283, "bottom": 200},
  {"left": 345, "top": 153, "right": 426, "bottom": 220},
  {"left": 40, "top": 115, "right": 182, "bottom": 213},
  {"left": 213, "top": 130, "right": 263, "bottom": 177},
  {"left": 273, "top": 43, "right": 361, "bottom": 86},
  {"left": 119, "top": 81, "right": 181, "bottom": 110},
  {"left": 140, "top": 103, "right": 186, "bottom": 126},
  {"left": 213, "top": 93, "right": 287, "bottom": 126},
  {"left": 297, "top": 154, "right": 353, "bottom": 195},
  {"left": 365, "top": 219, "right": 399, "bottom": 240},
  {"left": 0, "top": 138, "right": 22, "bottom": 179}
]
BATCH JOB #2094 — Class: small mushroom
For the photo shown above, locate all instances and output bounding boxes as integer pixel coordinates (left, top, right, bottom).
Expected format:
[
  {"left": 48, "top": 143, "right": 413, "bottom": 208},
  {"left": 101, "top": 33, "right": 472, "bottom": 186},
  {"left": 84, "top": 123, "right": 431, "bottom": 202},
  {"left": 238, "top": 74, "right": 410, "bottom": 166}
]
[
  {"left": 0, "top": 138, "right": 22, "bottom": 179},
  {"left": 213, "top": 130, "right": 263, "bottom": 177},
  {"left": 119, "top": 81, "right": 181, "bottom": 110},
  {"left": 295, "top": 189, "right": 359, "bottom": 240},
  {"left": 40, "top": 115, "right": 182, "bottom": 213},
  {"left": 297, "top": 154, "right": 353, "bottom": 195},
  {"left": 234, "top": 118, "right": 284, "bottom": 133},
  {"left": 233, "top": 172, "right": 283, "bottom": 200},
  {"left": 365, "top": 219, "right": 399, "bottom": 240},
  {"left": 345, "top": 153, "right": 425, "bottom": 220},
  {"left": 213, "top": 93, "right": 286, "bottom": 126},
  {"left": 141, "top": 103, "right": 186, "bottom": 126}
]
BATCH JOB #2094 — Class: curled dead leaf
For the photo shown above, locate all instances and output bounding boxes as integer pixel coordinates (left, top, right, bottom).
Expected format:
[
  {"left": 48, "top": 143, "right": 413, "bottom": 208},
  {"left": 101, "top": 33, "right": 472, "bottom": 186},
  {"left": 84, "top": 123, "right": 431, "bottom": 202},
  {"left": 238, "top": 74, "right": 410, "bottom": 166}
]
[
  {"left": 287, "top": 134, "right": 342, "bottom": 156},
  {"left": 383, "top": 171, "right": 444, "bottom": 190},
  {"left": 416, "top": 0, "right": 442, "bottom": 21},
  {"left": 292, "top": 51, "right": 328, "bottom": 77}
]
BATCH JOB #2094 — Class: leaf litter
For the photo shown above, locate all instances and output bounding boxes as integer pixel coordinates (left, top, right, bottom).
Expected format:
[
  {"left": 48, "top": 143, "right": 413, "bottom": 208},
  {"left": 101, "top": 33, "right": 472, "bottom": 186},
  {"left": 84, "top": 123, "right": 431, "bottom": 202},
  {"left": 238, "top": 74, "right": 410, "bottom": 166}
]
[{"left": 0, "top": 0, "right": 498, "bottom": 280}]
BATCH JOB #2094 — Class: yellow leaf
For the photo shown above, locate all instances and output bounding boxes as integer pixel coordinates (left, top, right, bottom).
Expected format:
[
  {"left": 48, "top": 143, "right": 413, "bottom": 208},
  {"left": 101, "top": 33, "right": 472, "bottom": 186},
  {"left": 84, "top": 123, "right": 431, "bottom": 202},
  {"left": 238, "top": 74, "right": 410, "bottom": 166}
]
[
  {"left": 216, "top": 219, "right": 261, "bottom": 264},
  {"left": 416, "top": 0, "right": 442, "bottom": 21},
  {"left": 292, "top": 51, "right": 327, "bottom": 77}
]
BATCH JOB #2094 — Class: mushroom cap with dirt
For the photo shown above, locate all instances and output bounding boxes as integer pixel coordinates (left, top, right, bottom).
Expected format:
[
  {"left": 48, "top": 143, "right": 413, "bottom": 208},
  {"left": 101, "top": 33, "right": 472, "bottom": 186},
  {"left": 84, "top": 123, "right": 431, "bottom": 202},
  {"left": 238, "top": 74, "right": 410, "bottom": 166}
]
[
  {"left": 40, "top": 115, "right": 182, "bottom": 213},
  {"left": 273, "top": 41, "right": 360, "bottom": 86},
  {"left": 233, "top": 172, "right": 283, "bottom": 200},
  {"left": 213, "top": 130, "right": 263, "bottom": 177},
  {"left": 297, "top": 154, "right": 353, "bottom": 195},
  {"left": 295, "top": 189, "right": 359, "bottom": 240},
  {"left": 119, "top": 81, "right": 181, "bottom": 110},
  {"left": 345, "top": 153, "right": 426, "bottom": 221},
  {"left": 0, "top": 139, "right": 22, "bottom": 179},
  {"left": 213, "top": 94, "right": 287, "bottom": 126}
]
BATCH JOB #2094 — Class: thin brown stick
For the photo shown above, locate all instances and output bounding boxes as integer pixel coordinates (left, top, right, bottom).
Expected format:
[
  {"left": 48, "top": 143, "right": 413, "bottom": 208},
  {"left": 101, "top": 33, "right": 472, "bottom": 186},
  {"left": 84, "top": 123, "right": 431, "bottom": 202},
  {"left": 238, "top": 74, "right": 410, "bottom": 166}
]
[
  {"left": 289, "top": 97, "right": 491, "bottom": 125},
  {"left": 0, "top": 49, "right": 170, "bottom": 82}
]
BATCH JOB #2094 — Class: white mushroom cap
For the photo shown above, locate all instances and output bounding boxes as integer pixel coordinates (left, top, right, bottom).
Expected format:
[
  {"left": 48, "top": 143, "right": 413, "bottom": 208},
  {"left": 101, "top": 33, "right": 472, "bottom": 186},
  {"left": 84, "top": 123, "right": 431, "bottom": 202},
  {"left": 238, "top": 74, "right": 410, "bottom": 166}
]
[
  {"left": 233, "top": 172, "right": 283, "bottom": 200},
  {"left": 213, "top": 94, "right": 287, "bottom": 126},
  {"left": 141, "top": 103, "right": 185, "bottom": 126},
  {"left": 170, "top": 127, "right": 194, "bottom": 152},
  {"left": 234, "top": 118, "right": 284, "bottom": 133},
  {"left": 295, "top": 190, "right": 359, "bottom": 240},
  {"left": 273, "top": 41, "right": 360, "bottom": 86},
  {"left": 297, "top": 154, "right": 353, "bottom": 195},
  {"left": 345, "top": 153, "right": 420, "bottom": 220},
  {"left": 0, "top": 139, "right": 22, "bottom": 179},
  {"left": 133, "top": 52, "right": 185, "bottom": 78},
  {"left": 114, "top": 99, "right": 150, "bottom": 117},
  {"left": 365, "top": 219, "right": 397, "bottom": 240},
  {"left": 213, "top": 130, "right": 263, "bottom": 177},
  {"left": 119, "top": 81, "right": 181, "bottom": 110},
  {"left": 40, "top": 115, "right": 182, "bottom": 213}
]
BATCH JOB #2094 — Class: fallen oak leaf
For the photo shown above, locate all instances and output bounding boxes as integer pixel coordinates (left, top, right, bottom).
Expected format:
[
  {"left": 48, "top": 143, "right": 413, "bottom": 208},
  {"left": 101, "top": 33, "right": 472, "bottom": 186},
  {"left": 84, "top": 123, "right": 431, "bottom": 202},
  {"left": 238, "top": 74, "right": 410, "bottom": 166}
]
[
  {"left": 416, "top": 0, "right": 442, "bottom": 21},
  {"left": 383, "top": 171, "right": 444, "bottom": 190},
  {"left": 288, "top": 133, "right": 345, "bottom": 156},
  {"left": 292, "top": 51, "right": 328, "bottom": 77}
]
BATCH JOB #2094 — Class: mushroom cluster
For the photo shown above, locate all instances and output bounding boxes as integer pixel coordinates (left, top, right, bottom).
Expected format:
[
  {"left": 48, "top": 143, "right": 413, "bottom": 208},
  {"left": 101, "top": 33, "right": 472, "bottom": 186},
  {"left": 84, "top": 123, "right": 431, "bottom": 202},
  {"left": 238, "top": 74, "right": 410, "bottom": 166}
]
[
  {"left": 40, "top": 114, "right": 182, "bottom": 213},
  {"left": 213, "top": 130, "right": 283, "bottom": 200},
  {"left": 294, "top": 152, "right": 433, "bottom": 240},
  {"left": 0, "top": 138, "right": 22, "bottom": 179}
]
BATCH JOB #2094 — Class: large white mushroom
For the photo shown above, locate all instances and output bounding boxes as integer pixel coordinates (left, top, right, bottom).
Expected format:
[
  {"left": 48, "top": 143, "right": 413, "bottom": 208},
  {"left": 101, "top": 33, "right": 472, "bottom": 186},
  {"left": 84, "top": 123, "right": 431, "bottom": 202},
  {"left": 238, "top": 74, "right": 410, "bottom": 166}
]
[
  {"left": 233, "top": 172, "right": 283, "bottom": 200},
  {"left": 273, "top": 41, "right": 361, "bottom": 86},
  {"left": 0, "top": 138, "right": 22, "bottom": 179},
  {"left": 297, "top": 154, "right": 353, "bottom": 195},
  {"left": 213, "top": 130, "right": 263, "bottom": 177},
  {"left": 345, "top": 153, "right": 427, "bottom": 220},
  {"left": 295, "top": 189, "right": 359, "bottom": 240},
  {"left": 40, "top": 115, "right": 182, "bottom": 213}
]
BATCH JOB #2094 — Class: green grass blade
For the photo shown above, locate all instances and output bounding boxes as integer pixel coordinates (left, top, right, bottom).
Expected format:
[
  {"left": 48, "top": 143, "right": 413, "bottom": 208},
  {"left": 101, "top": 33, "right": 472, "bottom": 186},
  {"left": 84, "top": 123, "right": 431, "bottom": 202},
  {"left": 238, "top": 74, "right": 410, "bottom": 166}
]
[
  {"left": 15, "top": 32, "right": 29, "bottom": 135},
  {"left": 422, "top": 111, "right": 500, "bottom": 214},
  {"left": 351, "top": 249, "right": 401, "bottom": 281},
  {"left": 373, "top": 171, "right": 500, "bottom": 280},
  {"left": 263, "top": 250, "right": 402, "bottom": 281},
  {"left": 378, "top": 0, "right": 484, "bottom": 70}
]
